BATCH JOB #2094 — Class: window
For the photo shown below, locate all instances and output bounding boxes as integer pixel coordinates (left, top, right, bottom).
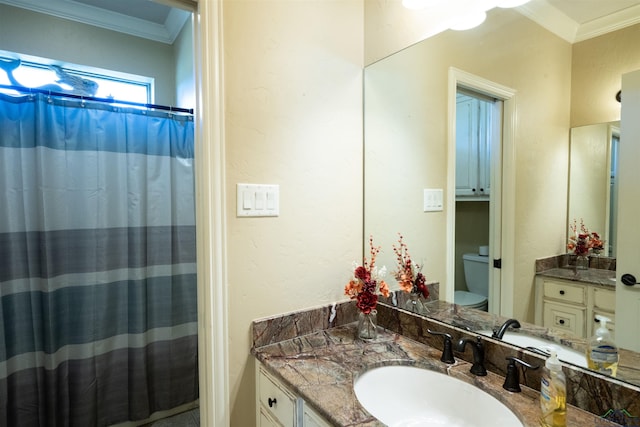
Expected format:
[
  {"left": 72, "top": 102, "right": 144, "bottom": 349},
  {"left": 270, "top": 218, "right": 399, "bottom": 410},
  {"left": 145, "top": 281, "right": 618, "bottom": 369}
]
[{"left": 0, "top": 50, "right": 153, "bottom": 104}]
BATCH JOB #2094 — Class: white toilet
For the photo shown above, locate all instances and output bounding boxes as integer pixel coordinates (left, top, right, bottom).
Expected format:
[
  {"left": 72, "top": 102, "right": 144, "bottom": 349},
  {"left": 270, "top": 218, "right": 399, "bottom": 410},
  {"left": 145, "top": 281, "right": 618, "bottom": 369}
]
[{"left": 454, "top": 253, "right": 489, "bottom": 311}]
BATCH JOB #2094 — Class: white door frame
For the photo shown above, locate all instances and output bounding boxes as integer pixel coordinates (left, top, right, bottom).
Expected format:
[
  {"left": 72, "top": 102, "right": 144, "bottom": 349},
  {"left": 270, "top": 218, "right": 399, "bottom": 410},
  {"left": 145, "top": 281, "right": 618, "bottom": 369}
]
[
  {"left": 446, "top": 67, "right": 516, "bottom": 317},
  {"left": 191, "top": 1, "right": 230, "bottom": 426}
]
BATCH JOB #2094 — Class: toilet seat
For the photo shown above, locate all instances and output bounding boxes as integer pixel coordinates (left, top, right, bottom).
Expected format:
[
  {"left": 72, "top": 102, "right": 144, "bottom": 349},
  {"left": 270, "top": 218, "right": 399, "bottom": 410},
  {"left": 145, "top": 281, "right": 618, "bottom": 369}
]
[{"left": 454, "top": 290, "right": 488, "bottom": 310}]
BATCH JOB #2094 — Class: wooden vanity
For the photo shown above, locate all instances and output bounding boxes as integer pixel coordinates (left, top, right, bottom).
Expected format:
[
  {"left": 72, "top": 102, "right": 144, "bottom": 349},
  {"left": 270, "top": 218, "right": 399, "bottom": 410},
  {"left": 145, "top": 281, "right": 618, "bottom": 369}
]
[{"left": 534, "top": 263, "right": 616, "bottom": 339}]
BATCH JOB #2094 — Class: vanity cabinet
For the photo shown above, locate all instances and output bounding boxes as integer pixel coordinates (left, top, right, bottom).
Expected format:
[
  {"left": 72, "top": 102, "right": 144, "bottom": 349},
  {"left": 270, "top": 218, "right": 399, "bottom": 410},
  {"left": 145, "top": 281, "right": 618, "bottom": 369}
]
[
  {"left": 302, "top": 403, "right": 332, "bottom": 427},
  {"left": 591, "top": 286, "right": 616, "bottom": 337},
  {"left": 455, "top": 94, "right": 491, "bottom": 199},
  {"left": 256, "top": 360, "right": 332, "bottom": 427},
  {"left": 535, "top": 276, "right": 615, "bottom": 339}
]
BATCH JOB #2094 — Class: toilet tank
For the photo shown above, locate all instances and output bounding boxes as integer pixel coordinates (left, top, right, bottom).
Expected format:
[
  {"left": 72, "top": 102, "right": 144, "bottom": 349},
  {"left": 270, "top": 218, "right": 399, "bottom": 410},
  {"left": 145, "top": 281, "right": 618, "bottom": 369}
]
[{"left": 463, "top": 253, "right": 489, "bottom": 297}]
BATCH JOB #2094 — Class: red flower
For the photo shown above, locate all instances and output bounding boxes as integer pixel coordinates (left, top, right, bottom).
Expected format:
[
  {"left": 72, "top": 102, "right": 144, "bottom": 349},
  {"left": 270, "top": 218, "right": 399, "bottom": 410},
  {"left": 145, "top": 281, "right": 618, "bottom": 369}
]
[
  {"left": 344, "top": 236, "right": 388, "bottom": 314},
  {"left": 415, "top": 273, "right": 429, "bottom": 299},
  {"left": 393, "top": 233, "right": 429, "bottom": 299},
  {"left": 356, "top": 291, "right": 378, "bottom": 314},
  {"left": 354, "top": 266, "right": 370, "bottom": 282}
]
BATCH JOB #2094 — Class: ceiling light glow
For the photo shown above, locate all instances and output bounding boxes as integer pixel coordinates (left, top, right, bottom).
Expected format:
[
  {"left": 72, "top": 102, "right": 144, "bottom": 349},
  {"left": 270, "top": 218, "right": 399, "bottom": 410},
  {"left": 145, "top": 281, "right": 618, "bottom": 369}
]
[
  {"left": 497, "top": 0, "right": 532, "bottom": 8},
  {"left": 401, "top": 0, "right": 441, "bottom": 10},
  {"left": 450, "top": 11, "right": 487, "bottom": 31}
]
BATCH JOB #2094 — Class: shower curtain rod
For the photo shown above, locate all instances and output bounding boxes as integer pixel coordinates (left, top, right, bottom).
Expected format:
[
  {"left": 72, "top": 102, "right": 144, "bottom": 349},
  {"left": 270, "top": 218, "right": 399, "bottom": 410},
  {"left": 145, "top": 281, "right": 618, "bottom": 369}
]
[{"left": 0, "top": 83, "right": 194, "bottom": 115}]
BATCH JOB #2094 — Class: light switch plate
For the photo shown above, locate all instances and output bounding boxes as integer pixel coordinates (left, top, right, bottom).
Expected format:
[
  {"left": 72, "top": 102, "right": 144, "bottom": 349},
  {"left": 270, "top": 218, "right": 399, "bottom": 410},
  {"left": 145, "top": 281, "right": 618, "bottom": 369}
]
[
  {"left": 237, "top": 183, "right": 280, "bottom": 217},
  {"left": 423, "top": 188, "right": 443, "bottom": 212}
]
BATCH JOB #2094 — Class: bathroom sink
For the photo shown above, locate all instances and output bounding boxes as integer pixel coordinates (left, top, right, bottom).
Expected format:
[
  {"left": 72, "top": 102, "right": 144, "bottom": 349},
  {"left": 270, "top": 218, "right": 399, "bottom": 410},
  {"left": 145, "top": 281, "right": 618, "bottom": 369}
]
[
  {"left": 478, "top": 330, "right": 587, "bottom": 368},
  {"left": 354, "top": 365, "right": 523, "bottom": 427}
]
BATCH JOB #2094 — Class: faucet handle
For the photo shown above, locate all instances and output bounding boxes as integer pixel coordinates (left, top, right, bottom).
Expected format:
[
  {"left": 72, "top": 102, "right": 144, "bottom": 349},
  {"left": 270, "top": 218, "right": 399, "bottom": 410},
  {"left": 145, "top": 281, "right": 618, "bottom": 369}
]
[
  {"left": 503, "top": 356, "right": 539, "bottom": 392},
  {"left": 427, "top": 329, "right": 455, "bottom": 364}
]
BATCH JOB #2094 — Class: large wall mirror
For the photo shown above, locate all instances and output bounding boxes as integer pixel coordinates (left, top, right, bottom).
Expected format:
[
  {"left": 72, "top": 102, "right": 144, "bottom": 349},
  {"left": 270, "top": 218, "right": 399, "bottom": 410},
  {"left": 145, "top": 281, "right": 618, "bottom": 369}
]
[
  {"left": 364, "top": 2, "right": 640, "bottom": 386},
  {"left": 568, "top": 122, "right": 620, "bottom": 257}
]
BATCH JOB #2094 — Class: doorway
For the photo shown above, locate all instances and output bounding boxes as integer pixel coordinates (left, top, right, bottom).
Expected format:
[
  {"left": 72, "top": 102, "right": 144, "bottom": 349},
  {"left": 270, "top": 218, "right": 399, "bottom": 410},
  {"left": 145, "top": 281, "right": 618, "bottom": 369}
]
[
  {"left": 446, "top": 68, "right": 517, "bottom": 316},
  {"left": 454, "top": 89, "right": 499, "bottom": 313}
]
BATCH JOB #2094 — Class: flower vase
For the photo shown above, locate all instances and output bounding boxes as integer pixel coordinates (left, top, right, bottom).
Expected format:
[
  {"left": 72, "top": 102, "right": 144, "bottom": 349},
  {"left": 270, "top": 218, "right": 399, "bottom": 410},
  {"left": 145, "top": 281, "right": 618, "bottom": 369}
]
[
  {"left": 405, "top": 293, "right": 427, "bottom": 315},
  {"left": 356, "top": 310, "right": 378, "bottom": 340},
  {"left": 576, "top": 255, "right": 589, "bottom": 270}
]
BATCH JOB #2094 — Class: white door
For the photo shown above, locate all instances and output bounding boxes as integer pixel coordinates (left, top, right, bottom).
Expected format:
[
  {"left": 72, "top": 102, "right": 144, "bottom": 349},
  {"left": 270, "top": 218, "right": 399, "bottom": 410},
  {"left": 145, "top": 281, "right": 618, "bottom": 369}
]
[{"left": 615, "top": 69, "right": 640, "bottom": 352}]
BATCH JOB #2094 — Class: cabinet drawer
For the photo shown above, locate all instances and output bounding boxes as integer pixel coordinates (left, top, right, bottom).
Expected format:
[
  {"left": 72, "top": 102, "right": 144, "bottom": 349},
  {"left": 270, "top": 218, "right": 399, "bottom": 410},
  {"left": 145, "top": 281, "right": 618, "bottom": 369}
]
[
  {"left": 593, "top": 287, "right": 616, "bottom": 312},
  {"left": 258, "top": 367, "right": 297, "bottom": 427},
  {"left": 543, "top": 302, "right": 586, "bottom": 337},
  {"left": 543, "top": 280, "right": 585, "bottom": 305}
]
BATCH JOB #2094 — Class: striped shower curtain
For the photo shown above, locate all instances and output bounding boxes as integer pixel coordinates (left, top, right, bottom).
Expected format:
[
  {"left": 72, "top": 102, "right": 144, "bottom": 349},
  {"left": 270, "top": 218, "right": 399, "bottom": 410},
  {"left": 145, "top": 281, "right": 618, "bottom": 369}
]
[{"left": 0, "top": 93, "right": 198, "bottom": 426}]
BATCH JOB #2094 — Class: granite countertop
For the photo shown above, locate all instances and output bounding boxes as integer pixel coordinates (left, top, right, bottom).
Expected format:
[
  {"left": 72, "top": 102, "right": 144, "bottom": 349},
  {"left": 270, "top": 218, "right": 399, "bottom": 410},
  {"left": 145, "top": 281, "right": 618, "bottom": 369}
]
[
  {"left": 536, "top": 267, "right": 616, "bottom": 287},
  {"left": 253, "top": 320, "right": 619, "bottom": 426}
]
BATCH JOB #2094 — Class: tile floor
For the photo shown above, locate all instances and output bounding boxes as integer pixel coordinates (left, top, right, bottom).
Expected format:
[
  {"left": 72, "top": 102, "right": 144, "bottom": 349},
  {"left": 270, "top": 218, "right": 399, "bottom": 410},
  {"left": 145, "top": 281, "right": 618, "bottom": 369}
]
[{"left": 147, "top": 408, "right": 199, "bottom": 427}]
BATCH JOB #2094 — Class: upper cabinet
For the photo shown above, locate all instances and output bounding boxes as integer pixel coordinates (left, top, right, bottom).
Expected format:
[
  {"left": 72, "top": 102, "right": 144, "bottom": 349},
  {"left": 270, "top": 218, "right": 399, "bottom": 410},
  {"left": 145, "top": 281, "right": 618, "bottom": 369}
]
[{"left": 456, "top": 93, "right": 491, "bottom": 200}]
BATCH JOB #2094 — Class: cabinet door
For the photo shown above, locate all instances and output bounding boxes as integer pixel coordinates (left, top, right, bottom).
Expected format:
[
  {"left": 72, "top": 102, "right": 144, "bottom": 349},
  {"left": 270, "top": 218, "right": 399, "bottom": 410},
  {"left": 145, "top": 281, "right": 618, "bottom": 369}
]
[
  {"left": 303, "top": 403, "right": 332, "bottom": 427},
  {"left": 543, "top": 301, "right": 586, "bottom": 337},
  {"left": 260, "top": 406, "right": 283, "bottom": 427},
  {"left": 456, "top": 96, "right": 480, "bottom": 197}
]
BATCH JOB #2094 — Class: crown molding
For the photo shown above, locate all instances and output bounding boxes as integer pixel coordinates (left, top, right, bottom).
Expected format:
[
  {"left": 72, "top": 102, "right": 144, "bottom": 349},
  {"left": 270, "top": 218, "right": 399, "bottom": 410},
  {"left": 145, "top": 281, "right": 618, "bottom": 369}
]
[
  {"left": 516, "top": 0, "right": 578, "bottom": 43},
  {"left": 0, "top": 0, "right": 190, "bottom": 44},
  {"left": 517, "top": 0, "right": 640, "bottom": 44},
  {"left": 575, "top": 3, "right": 640, "bottom": 42}
]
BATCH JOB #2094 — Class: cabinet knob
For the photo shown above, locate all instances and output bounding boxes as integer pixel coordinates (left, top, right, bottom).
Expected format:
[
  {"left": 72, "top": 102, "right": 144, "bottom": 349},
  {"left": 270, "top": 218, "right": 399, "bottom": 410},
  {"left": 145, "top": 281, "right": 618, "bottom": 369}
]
[
  {"left": 558, "top": 319, "right": 565, "bottom": 325},
  {"left": 559, "top": 290, "right": 565, "bottom": 295},
  {"left": 479, "top": 188, "right": 484, "bottom": 192},
  {"left": 268, "top": 397, "right": 277, "bottom": 407},
  {"left": 472, "top": 188, "right": 476, "bottom": 192}
]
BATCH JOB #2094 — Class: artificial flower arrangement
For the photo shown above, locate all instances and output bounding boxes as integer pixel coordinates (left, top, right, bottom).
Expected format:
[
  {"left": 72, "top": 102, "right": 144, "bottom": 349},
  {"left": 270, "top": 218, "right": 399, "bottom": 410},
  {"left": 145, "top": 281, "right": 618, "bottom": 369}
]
[
  {"left": 392, "top": 233, "right": 429, "bottom": 299},
  {"left": 567, "top": 219, "right": 604, "bottom": 256},
  {"left": 344, "top": 236, "right": 390, "bottom": 314}
]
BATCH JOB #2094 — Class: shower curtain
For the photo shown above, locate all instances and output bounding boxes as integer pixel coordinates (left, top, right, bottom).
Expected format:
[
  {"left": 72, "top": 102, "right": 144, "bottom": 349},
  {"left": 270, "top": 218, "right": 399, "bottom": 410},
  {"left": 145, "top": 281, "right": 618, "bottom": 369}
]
[{"left": 0, "top": 92, "right": 198, "bottom": 426}]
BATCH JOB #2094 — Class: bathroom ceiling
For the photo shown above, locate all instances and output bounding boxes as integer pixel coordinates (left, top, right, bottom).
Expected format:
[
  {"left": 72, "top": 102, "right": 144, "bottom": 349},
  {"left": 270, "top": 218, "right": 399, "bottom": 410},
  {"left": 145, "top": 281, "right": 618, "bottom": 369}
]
[
  {"left": 0, "top": 0, "right": 192, "bottom": 44},
  {"left": 1, "top": 0, "right": 639, "bottom": 44},
  {"left": 521, "top": 0, "right": 640, "bottom": 42}
]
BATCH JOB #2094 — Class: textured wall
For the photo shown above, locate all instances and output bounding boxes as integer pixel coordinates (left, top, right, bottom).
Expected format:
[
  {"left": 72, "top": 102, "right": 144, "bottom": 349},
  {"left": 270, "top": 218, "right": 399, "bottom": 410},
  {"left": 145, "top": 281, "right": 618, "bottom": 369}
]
[
  {"left": 571, "top": 23, "right": 640, "bottom": 128},
  {"left": 223, "top": 1, "right": 364, "bottom": 425}
]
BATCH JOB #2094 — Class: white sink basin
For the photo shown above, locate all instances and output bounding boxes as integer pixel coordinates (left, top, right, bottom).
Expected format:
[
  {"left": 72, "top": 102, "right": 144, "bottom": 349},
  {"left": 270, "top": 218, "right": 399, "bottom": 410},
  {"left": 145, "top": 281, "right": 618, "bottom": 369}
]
[
  {"left": 478, "top": 330, "right": 587, "bottom": 368},
  {"left": 354, "top": 365, "right": 523, "bottom": 427}
]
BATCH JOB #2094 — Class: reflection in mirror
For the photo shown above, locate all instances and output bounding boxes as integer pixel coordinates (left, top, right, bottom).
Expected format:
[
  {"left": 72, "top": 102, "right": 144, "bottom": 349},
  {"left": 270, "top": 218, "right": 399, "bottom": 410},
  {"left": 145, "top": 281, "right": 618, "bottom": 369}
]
[
  {"left": 364, "top": 3, "right": 640, "bottom": 387},
  {"left": 568, "top": 122, "right": 620, "bottom": 258}
]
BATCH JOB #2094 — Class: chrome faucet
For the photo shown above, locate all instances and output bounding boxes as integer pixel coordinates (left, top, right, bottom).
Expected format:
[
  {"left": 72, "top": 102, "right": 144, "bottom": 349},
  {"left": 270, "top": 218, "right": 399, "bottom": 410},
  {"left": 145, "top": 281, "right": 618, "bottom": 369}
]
[
  {"left": 456, "top": 336, "right": 486, "bottom": 376},
  {"left": 492, "top": 318, "right": 521, "bottom": 339}
]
